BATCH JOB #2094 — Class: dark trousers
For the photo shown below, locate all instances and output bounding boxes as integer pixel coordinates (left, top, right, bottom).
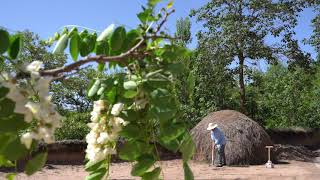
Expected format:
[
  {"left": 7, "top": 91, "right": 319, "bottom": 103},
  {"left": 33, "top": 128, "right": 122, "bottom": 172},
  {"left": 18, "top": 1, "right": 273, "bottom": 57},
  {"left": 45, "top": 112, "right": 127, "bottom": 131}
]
[{"left": 214, "top": 144, "right": 226, "bottom": 165}]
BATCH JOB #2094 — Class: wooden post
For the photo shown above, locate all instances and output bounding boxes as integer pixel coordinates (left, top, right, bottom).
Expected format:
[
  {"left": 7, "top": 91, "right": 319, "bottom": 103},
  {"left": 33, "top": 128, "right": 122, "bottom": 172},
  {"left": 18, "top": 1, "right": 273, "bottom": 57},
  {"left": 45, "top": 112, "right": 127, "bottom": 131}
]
[
  {"left": 265, "top": 146, "right": 274, "bottom": 168},
  {"left": 211, "top": 142, "right": 214, "bottom": 165}
]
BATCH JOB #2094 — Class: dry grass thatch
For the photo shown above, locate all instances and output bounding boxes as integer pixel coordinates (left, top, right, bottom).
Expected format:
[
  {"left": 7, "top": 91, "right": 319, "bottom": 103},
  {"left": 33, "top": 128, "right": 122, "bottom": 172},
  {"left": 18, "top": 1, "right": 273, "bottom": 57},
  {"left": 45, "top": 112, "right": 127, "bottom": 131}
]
[{"left": 191, "top": 110, "right": 273, "bottom": 165}]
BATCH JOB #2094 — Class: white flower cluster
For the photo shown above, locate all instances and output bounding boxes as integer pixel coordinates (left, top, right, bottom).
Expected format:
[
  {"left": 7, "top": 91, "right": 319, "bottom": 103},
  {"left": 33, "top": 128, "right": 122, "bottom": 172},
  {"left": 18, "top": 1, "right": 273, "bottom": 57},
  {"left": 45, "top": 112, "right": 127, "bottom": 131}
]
[
  {"left": 0, "top": 61, "right": 61, "bottom": 149},
  {"left": 86, "top": 101, "right": 128, "bottom": 163}
]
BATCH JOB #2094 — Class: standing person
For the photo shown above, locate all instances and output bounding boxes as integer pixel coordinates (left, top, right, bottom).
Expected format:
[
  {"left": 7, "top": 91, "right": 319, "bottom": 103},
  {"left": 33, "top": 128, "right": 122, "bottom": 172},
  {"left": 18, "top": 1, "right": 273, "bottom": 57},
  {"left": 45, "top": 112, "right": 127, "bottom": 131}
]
[{"left": 207, "top": 123, "right": 226, "bottom": 167}]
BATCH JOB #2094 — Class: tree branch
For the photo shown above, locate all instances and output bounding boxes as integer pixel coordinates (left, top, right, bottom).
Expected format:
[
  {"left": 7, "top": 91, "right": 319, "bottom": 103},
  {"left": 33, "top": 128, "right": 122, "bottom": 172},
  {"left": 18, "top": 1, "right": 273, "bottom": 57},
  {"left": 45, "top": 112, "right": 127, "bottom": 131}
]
[
  {"left": 155, "top": 9, "right": 175, "bottom": 33},
  {"left": 39, "top": 9, "right": 175, "bottom": 77},
  {"left": 40, "top": 38, "right": 145, "bottom": 76}
]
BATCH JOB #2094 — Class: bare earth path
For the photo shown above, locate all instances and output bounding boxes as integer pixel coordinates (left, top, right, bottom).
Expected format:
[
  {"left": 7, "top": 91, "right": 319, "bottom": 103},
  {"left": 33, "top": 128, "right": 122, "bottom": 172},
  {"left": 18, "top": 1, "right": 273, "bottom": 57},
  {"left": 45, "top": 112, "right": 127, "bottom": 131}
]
[{"left": 1, "top": 159, "right": 320, "bottom": 180}]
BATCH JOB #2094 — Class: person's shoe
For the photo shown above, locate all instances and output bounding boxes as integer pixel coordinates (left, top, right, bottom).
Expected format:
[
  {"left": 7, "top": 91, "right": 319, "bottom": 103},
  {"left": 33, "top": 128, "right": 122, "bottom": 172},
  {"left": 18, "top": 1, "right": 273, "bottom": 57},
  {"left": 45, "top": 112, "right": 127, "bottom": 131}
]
[{"left": 215, "top": 164, "right": 223, "bottom": 167}]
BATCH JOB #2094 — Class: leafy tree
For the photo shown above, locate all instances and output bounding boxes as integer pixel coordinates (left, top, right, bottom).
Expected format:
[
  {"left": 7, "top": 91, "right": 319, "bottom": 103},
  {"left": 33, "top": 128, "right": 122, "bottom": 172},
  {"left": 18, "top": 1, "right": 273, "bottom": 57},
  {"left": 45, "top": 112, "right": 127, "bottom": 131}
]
[
  {"left": 51, "top": 67, "right": 96, "bottom": 113},
  {"left": 309, "top": 1, "right": 320, "bottom": 60},
  {"left": 188, "top": 45, "right": 238, "bottom": 125},
  {"left": 1, "top": 31, "right": 66, "bottom": 71},
  {"left": 284, "top": 34, "right": 313, "bottom": 71},
  {"left": 190, "top": 0, "right": 306, "bottom": 113},
  {"left": 55, "top": 112, "right": 90, "bottom": 140},
  {"left": 253, "top": 64, "right": 317, "bottom": 128},
  {"left": 175, "top": 17, "right": 192, "bottom": 46}
]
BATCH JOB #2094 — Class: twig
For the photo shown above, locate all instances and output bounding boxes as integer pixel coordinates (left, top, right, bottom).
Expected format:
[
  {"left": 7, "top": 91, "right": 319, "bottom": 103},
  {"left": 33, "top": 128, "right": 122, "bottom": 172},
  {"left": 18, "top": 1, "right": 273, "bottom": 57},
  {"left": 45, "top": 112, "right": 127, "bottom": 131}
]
[
  {"left": 155, "top": 9, "right": 175, "bottom": 33},
  {"left": 40, "top": 39, "right": 144, "bottom": 76},
  {"left": 146, "top": 35, "right": 180, "bottom": 40}
]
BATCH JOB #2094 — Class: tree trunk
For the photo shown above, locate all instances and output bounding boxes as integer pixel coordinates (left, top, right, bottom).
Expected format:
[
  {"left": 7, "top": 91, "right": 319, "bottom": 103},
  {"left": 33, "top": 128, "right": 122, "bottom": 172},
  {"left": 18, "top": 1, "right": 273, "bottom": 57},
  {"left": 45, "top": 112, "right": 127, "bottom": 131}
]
[{"left": 239, "top": 54, "right": 246, "bottom": 113}]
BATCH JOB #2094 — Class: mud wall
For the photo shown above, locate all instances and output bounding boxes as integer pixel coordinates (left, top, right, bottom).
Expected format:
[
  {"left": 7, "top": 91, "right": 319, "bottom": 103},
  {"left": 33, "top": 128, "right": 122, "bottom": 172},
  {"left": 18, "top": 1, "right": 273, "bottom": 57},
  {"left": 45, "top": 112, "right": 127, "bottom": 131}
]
[
  {"left": 13, "top": 128, "right": 320, "bottom": 167},
  {"left": 267, "top": 128, "right": 320, "bottom": 149}
]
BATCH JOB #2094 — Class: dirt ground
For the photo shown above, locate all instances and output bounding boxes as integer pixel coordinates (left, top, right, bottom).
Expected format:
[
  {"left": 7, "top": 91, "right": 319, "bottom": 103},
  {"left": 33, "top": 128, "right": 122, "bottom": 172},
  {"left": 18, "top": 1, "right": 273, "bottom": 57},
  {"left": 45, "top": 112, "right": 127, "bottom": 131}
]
[{"left": 1, "top": 159, "right": 319, "bottom": 180}]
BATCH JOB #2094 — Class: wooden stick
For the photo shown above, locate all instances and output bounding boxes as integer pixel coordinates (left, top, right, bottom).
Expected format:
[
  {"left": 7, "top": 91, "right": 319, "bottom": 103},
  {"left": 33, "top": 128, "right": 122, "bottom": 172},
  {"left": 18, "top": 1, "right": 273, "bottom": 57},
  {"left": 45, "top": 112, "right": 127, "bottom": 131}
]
[{"left": 211, "top": 142, "right": 214, "bottom": 165}]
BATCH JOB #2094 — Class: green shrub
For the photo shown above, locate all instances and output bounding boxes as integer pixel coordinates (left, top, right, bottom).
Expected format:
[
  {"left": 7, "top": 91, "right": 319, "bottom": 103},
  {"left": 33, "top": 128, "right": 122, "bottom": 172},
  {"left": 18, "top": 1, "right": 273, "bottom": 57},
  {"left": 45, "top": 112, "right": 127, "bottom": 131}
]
[{"left": 55, "top": 112, "right": 90, "bottom": 140}]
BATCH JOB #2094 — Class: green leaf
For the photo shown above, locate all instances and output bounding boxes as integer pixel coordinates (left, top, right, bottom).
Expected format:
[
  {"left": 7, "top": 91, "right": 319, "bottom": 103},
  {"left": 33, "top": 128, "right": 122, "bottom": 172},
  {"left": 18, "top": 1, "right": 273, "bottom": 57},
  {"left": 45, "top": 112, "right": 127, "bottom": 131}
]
[
  {"left": 123, "top": 90, "right": 138, "bottom": 98},
  {"left": 0, "top": 86, "right": 9, "bottom": 97},
  {"left": 123, "top": 30, "right": 141, "bottom": 51},
  {"left": 165, "top": 62, "right": 184, "bottom": 74},
  {"left": 85, "top": 159, "right": 106, "bottom": 172},
  {"left": 85, "top": 168, "right": 106, "bottom": 180},
  {"left": 62, "top": 27, "right": 69, "bottom": 35},
  {"left": 141, "top": 167, "right": 161, "bottom": 180},
  {"left": 167, "top": 1, "right": 173, "bottom": 9},
  {"left": 0, "top": 113, "right": 29, "bottom": 133},
  {"left": 187, "top": 72, "right": 195, "bottom": 96},
  {"left": 110, "top": 26, "right": 126, "bottom": 52},
  {"left": 119, "top": 141, "right": 152, "bottom": 161},
  {"left": 150, "top": 102, "right": 177, "bottom": 123},
  {"left": 149, "top": 88, "right": 177, "bottom": 122},
  {"left": 146, "top": 69, "right": 164, "bottom": 79},
  {"left": 160, "top": 124, "right": 185, "bottom": 142},
  {"left": 119, "top": 110, "right": 139, "bottom": 122},
  {"left": 97, "top": 24, "right": 115, "bottom": 42},
  {"left": 1, "top": 136, "right": 28, "bottom": 161},
  {"left": 53, "top": 33, "right": 68, "bottom": 54},
  {"left": 0, "top": 155, "right": 14, "bottom": 167},
  {"left": 120, "top": 123, "right": 143, "bottom": 139},
  {"left": 69, "top": 33, "right": 80, "bottom": 61},
  {"left": 95, "top": 40, "right": 109, "bottom": 56},
  {"left": 25, "top": 152, "right": 48, "bottom": 175},
  {"left": 8, "top": 34, "right": 22, "bottom": 59},
  {"left": 158, "top": 138, "right": 180, "bottom": 152},
  {"left": 97, "top": 63, "right": 105, "bottom": 72},
  {"left": 105, "top": 87, "right": 117, "bottom": 104},
  {"left": 131, "top": 155, "right": 156, "bottom": 176},
  {"left": 146, "top": 78, "right": 169, "bottom": 89},
  {"left": 180, "top": 133, "right": 195, "bottom": 162},
  {"left": 54, "top": 32, "right": 60, "bottom": 40},
  {"left": 123, "top": 81, "right": 137, "bottom": 90},
  {"left": 5, "top": 173, "right": 16, "bottom": 180},
  {"left": 80, "top": 29, "right": 89, "bottom": 39},
  {"left": 183, "top": 162, "right": 194, "bottom": 180},
  {"left": 0, "top": 134, "right": 14, "bottom": 153},
  {"left": 0, "top": 98, "right": 15, "bottom": 118},
  {"left": 87, "top": 34, "right": 96, "bottom": 53},
  {"left": 118, "top": 141, "right": 141, "bottom": 161},
  {"left": 150, "top": 88, "right": 170, "bottom": 103},
  {"left": 148, "top": 0, "right": 161, "bottom": 6},
  {"left": 68, "top": 27, "right": 78, "bottom": 37},
  {"left": 137, "top": 9, "right": 153, "bottom": 23},
  {"left": 0, "top": 29, "right": 10, "bottom": 54},
  {"left": 88, "top": 79, "right": 101, "bottom": 97},
  {"left": 80, "top": 37, "right": 91, "bottom": 57}
]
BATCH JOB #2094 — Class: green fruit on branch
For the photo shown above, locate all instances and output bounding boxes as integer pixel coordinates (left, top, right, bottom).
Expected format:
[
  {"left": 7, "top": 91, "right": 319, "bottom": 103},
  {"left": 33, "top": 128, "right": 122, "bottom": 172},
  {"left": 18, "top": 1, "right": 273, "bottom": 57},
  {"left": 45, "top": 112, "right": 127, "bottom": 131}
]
[
  {"left": 97, "top": 24, "right": 115, "bottom": 42},
  {"left": 53, "top": 34, "right": 69, "bottom": 54}
]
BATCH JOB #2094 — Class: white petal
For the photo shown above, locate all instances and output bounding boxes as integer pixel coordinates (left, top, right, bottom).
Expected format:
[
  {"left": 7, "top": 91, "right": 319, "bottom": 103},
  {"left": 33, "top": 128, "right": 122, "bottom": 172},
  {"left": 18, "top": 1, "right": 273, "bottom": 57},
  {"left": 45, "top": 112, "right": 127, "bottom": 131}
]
[
  {"left": 26, "top": 61, "right": 43, "bottom": 72},
  {"left": 35, "top": 77, "right": 52, "bottom": 97},
  {"left": 43, "top": 133, "right": 54, "bottom": 144},
  {"left": 14, "top": 102, "right": 28, "bottom": 114},
  {"left": 25, "top": 102, "right": 41, "bottom": 115},
  {"left": 111, "top": 103, "right": 124, "bottom": 116},
  {"left": 97, "top": 132, "right": 109, "bottom": 144},
  {"left": 6, "top": 87, "right": 26, "bottom": 102},
  {"left": 20, "top": 132, "right": 34, "bottom": 149},
  {"left": 24, "top": 111, "right": 33, "bottom": 123}
]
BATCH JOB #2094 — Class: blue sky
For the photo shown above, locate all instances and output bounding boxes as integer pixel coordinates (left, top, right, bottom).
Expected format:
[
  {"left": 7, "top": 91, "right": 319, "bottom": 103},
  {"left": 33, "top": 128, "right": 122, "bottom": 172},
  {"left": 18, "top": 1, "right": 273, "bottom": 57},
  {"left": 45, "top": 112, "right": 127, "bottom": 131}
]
[{"left": 0, "top": 0, "right": 317, "bottom": 61}]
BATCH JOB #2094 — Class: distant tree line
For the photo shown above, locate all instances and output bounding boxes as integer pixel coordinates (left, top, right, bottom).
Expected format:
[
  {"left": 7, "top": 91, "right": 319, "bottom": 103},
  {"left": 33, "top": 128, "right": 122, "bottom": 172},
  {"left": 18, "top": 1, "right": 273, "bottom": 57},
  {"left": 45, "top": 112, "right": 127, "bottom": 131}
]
[{"left": 174, "top": 0, "right": 320, "bottom": 128}]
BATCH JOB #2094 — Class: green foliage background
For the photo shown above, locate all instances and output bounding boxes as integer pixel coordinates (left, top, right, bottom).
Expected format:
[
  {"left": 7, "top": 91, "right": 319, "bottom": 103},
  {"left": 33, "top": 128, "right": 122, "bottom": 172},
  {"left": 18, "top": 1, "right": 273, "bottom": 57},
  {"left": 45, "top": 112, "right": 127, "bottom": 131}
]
[{"left": 174, "top": 0, "right": 320, "bottom": 129}]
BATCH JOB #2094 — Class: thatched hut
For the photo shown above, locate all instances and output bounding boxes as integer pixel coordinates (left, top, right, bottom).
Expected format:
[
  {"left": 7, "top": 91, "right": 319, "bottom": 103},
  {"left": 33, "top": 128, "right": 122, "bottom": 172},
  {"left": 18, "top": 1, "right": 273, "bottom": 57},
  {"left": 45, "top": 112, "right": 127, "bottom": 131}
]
[{"left": 191, "top": 110, "right": 273, "bottom": 165}]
